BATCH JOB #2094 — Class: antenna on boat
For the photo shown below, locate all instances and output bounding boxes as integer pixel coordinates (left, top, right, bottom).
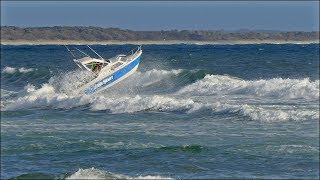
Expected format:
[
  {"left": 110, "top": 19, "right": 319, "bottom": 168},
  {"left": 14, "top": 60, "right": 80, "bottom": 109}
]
[
  {"left": 75, "top": 47, "right": 91, "bottom": 57},
  {"left": 87, "top": 45, "right": 105, "bottom": 60}
]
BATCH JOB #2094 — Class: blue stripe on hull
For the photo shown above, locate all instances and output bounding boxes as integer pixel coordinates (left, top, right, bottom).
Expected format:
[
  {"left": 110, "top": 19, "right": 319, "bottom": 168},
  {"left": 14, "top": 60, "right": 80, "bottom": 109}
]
[{"left": 84, "top": 55, "right": 141, "bottom": 94}]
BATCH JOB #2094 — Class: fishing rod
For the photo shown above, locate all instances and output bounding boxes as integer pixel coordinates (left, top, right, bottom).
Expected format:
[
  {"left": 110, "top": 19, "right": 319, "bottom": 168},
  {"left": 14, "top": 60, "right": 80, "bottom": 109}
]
[
  {"left": 87, "top": 45, "right": 105, "bottom": 61},
  {"left": 64, "top": 45, "right": 76, "bottom": 58}
]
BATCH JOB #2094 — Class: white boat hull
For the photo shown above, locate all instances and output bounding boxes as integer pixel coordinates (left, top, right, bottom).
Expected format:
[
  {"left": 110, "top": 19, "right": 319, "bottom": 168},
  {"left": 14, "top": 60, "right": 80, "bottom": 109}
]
[{"left": 81, "top": 52, "right": 142, "bottom": 95}]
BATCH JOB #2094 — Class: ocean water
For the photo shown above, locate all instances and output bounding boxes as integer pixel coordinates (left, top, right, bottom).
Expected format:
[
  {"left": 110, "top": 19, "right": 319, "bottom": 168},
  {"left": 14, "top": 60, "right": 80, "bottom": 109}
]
[{"left": 1, "top": 44, "right": 319, "bottom": 179}]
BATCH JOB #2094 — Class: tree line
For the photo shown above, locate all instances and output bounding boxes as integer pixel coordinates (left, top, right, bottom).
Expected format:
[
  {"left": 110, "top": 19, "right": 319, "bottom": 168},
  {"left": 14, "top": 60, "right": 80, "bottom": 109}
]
[{"left": 1, "top": 26, "right": 319, "bottom": 41}]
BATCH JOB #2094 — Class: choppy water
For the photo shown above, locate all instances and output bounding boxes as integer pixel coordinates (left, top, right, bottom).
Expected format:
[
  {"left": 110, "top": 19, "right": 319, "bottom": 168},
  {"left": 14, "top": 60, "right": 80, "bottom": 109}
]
[{"left": 1, "top": 44, "right": 319, "bottom": 179}]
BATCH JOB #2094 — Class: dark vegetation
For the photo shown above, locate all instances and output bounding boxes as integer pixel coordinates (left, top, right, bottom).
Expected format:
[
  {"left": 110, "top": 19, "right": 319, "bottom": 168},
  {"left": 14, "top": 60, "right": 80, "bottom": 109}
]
[{"left": 1, "top": 26, "right": 319, "bottom": 41}]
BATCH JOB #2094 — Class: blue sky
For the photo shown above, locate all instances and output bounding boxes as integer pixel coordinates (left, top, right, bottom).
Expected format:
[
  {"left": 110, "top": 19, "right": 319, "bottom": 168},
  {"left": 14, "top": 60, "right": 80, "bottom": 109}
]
[{"left": 1, "top": 1, "right": 319, "bottom": 31}]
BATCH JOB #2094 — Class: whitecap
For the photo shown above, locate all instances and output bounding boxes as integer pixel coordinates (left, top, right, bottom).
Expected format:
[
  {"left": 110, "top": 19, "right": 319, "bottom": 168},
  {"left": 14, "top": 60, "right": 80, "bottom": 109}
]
[
  {"left": 2, "top": 68, "right": 319, "bottom": 123},
  {"left": 90, "top": 95, "right": 205, "bottom": 113},
  {"left": 66, "top": 167, "right": 172, "bottom": 180},
  {"left": 18, "top": 67, "right": 35, "bottom": 73},
  {"left": 2, "top": 66, "right": 36, "bottom": 74},
  {"left": 177, "top": 74, "right": 319, "bottom": 100},
  {"left": 2, "top": 66, "right": 16, "bottom": 74},
  {"left": 210, "top": 102, "right": 319, "bottom": 122},
  {"left": 266, "top": 145, "right": 319, "bottom": 154}
]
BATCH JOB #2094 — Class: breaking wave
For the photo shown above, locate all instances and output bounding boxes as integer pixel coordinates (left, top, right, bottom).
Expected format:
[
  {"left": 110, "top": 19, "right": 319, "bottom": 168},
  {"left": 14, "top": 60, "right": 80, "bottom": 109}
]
[
  {"left": 66, "top": 167, "right": 172, "bottom": 179},
  {"left": 10, "top": 167, "right": 172, "bottom": 180},
  {"left": 1, "top": 68, "right": 319, "bottom": 122},
  {"left": 177, "top": 74, "right": 319, "bottom": 100},
  {"left": 210, "top": 102, "right": 319, "bottom": 122}
]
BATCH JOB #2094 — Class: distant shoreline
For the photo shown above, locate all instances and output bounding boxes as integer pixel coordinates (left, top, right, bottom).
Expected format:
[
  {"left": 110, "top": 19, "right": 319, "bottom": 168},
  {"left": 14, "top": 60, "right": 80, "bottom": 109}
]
[
  {"left": 2, "top": 26, "right": 319, "bottom": 45},
  {"left": 1, "top": 40, "right": 319, "bottom": 45}
]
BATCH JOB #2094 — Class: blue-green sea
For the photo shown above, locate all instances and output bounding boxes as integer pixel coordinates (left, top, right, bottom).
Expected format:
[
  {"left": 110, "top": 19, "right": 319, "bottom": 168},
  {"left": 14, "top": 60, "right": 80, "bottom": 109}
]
[{"left": 1, "top": 44, "right": 319, "bottom": 179}]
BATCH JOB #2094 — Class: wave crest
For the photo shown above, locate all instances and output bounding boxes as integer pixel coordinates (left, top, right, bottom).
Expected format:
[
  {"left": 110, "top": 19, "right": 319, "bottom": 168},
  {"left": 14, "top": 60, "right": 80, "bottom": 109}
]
[
  {"left": 91, "top": 95, "right": 204, "bottom": 113},
  {"left": 66, "top": 167, "right": 172, "bottom": 180},
  {"left": 1, "top": 69, "right": 318, "bottom": 122},
  {"left": 177, "top": 75, "right": 319, "bottom": 99}
]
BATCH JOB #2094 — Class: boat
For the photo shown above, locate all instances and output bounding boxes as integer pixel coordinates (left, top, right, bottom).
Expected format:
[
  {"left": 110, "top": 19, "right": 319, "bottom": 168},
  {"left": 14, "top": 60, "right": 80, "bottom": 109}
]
[{"left": 65, "top": 45, "right": 142, "bottom": 95}]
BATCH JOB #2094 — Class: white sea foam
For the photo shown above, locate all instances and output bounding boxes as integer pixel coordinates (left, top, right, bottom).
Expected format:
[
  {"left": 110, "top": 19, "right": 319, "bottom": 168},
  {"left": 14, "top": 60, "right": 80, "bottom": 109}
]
[
  {"left": 91, "top": 95, "right": 204, "bottom": 113},
  {"left": 240, "top": 105, "right": 319, "bottom": 122},
  {"left": 2, "top": 66, "right": 36, "bottom": 74},
  {"left": 4, "top": 82, "right": 318, "bottom": 122},
  {"left": 18, "top": 67, "right": 34, "bottom": 73},
  {"left": 93, "top": 141, "right": 164, "bottom": 150},
  {"left": 3, "top": 69, "right": 204, "bottom": 113},
  {"left": 66, "top": 167, "right": 172, "bottom": 180},
  {"left": 2, "top": 67, "right": 16, "bottom": 74},
  {"left": 1, "top": 89, "right": 17, "bottom": 98},
  {"left": 2, "top": 69, "right": 319, "bottom": 122},
  {"left": 266, "top": 145, "right": 319, "bottom": 154},
  {"left": 177, "top": 75, "right": 319, "bottom": 100},
  {"left": 4, "top": 83, "right": 70, "bottom": 110},
  {"left": 0, "top": 89, "right": 18, "bottom": 108},
  {"left": 2, "top": 68, "right": 185, "bottom": 111},
  {"left": 48, "top": 69, "right": 97, "bottom": 95},
  {"left": 210, "top": 102, "right": 319, "bottom": 122}
]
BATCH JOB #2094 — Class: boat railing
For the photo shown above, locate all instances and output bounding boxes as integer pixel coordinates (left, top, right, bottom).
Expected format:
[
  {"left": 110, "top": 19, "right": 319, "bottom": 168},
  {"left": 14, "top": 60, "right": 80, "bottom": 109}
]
[
  {"left": 109, "top": 46, "right": 141, "bottom": 63},
  {"left": 127, "top": 46, "right": 142, "bottom": 56}
]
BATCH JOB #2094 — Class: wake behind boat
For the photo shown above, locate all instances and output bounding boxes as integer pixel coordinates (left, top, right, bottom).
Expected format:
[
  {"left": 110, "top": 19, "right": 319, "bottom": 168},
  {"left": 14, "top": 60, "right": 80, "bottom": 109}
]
[{"left": 65, "top": 45, "right": 142, "bottom": 95}]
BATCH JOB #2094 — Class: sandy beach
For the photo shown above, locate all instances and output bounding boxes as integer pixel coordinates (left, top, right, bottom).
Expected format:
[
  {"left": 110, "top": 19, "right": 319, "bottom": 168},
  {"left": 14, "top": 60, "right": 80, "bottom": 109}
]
[{"left": 1, "top": 39, "right": 319, "bottom": 45}]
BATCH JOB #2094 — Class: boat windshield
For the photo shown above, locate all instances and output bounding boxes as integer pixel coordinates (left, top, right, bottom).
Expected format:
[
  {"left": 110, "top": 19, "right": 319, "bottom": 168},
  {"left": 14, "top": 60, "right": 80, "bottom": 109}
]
[{"left": 109, "top": 54, "right": 127, "bottom": 63}]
